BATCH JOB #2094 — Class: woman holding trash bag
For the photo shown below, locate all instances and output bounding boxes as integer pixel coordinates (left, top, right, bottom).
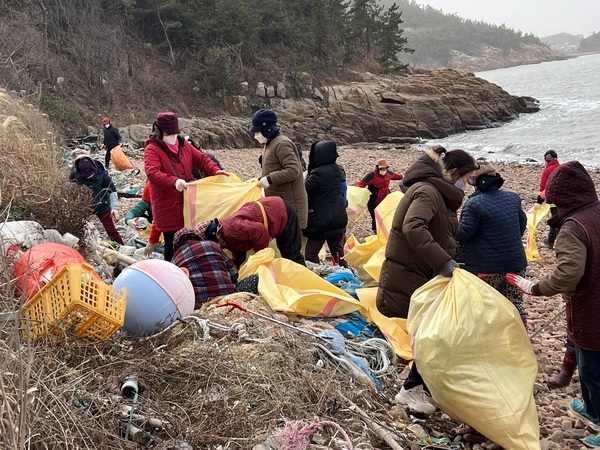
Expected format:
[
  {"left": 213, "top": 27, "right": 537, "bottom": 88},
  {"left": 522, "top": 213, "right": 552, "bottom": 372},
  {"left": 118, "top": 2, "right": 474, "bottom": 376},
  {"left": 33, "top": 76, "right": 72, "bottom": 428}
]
[
  {"left": 376, "top": 146, "right": 478, "bottom": 415},
  {"left": 144, "top": 111, "right": 229, "bottom": 261}
]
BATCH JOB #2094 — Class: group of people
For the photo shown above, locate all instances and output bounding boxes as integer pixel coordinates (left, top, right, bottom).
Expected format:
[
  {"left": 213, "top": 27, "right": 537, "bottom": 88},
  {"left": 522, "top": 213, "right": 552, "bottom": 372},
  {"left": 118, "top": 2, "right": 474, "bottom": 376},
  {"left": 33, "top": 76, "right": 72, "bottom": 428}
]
[
  {"left": 71, "top": 110, "right": 600, "bottom": 447},
  {"left": 372, "top": 145, "right": 600, "bottom": 447}
]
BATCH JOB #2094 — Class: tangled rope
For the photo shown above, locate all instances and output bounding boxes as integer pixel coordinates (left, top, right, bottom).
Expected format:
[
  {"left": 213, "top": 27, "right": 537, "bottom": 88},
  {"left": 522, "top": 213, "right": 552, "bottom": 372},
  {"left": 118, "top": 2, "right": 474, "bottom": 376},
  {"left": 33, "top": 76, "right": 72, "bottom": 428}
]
[{"left": 346, "top": 338, "right": 396, "bottom": 375}]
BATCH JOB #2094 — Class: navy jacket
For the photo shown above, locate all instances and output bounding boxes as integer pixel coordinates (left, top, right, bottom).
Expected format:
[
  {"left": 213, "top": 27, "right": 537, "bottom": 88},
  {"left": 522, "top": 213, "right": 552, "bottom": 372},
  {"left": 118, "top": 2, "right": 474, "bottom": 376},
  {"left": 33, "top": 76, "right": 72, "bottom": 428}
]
[
  {"left": 456, "top": 186, "right": 527, "bottom": 274},
  {"left": 69, "top": 158, "right": 116, "bottom": 215}
]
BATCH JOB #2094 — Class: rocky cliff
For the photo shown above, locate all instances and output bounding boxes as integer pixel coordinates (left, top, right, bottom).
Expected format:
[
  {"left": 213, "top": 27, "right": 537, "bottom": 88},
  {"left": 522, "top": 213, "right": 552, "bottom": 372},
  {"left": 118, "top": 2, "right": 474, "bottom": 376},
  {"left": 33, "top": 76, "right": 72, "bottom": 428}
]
[{"left": 124, "top": 69, "right": 539, "bottom": 150}]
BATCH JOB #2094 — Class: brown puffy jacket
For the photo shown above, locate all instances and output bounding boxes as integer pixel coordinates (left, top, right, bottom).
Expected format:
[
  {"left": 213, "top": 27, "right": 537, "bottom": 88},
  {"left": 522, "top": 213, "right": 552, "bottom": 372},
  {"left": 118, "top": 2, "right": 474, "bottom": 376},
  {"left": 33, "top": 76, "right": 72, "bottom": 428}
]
[
  {"left": 260, "top": 134, "right": 308, "bottom": 229},
  {"left": 376, "top": 149, "right": 465, "bottom": 318}
]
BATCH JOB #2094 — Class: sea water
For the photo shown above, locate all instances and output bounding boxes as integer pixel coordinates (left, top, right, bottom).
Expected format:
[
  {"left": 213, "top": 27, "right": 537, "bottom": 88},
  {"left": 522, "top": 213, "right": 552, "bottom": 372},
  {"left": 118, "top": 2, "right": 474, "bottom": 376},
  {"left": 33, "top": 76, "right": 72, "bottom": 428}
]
[{"left": 421, "top": 53, "right": 600, "bottom": 167}]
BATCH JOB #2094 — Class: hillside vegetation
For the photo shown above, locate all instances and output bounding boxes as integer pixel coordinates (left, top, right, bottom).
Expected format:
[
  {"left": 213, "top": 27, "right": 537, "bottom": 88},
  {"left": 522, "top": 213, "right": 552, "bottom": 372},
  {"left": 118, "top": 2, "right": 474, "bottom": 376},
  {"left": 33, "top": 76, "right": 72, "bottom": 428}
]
[{"left": 1, "top": 0, "right": 557, "bottom": 135}]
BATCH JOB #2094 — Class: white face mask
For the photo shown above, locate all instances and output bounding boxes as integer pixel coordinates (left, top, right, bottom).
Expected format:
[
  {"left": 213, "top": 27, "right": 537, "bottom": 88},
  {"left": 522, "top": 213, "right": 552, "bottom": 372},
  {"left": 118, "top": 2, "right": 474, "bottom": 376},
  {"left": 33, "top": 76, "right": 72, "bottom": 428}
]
[
  {"left": 163, "top": 134, "right": 177, "bottom": 145},
  {"left": 104, "top": 124, "right": 110, "bottom": 129},
  {"left": 254, "top": 132, "right": 268, "bottom": 145},
  {"left": 379, "top": 169, "right": 388, "bottom": 175},
  {"left": 454, "top": 177, "right": 467, "bottom": 192}
]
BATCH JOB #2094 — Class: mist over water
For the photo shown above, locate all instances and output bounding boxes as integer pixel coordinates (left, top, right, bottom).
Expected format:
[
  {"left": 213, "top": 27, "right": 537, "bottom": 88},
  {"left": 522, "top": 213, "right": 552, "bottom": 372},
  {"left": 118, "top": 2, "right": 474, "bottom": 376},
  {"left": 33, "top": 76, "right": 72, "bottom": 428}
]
[{"left": 420, "top": 53, "right": 600, "bottom": 167}]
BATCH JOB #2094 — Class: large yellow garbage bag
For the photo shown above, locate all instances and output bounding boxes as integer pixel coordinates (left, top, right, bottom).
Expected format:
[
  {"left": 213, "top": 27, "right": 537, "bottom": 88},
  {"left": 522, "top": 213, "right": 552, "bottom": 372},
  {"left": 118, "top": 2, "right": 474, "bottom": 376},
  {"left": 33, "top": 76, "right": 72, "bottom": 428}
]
[
  {"left": 239, "top": 248, "right": 362, "bottom": 317},
  {"left": 344, "top": 191, "right": 403, "bottom": 283},
  {"left": 525, "top": 203, "right": 551, "bottom": 261},
  {"left": 408, "top": 269, "right": 540, "bottom": 450},
  {"left": 346, "top": 186, "right": 370, "bottom": 230},
  {"left": 183, "top": 174, "right": 263, "bottom": 227},
  {"left": 356, "top": 287, "right": 412, "bottom": 360}
]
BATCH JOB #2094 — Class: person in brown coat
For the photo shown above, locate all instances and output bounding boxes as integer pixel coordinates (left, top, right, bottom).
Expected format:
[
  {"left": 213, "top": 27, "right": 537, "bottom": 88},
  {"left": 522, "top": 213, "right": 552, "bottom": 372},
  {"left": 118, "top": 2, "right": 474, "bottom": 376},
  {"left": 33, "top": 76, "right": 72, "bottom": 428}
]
[
  {"left": 507, "top": 161, "right": 600, "bottom": 447},
  {"left": 249, "top": 109, "right": 308, "bottom": 230},
  {"left": 377, "top": 146, "right": 479, "bottom": 415}
]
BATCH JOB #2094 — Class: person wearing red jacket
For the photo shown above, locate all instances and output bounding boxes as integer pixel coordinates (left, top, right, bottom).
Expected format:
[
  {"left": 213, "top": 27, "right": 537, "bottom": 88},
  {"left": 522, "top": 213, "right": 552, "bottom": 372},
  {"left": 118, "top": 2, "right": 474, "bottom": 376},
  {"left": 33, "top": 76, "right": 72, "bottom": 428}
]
[
  {"left": 174, "top": 196, "right": 305, "bottom": 268},
  {"left": 357, "top": 158, "right": 403, "bottom": 233},
  {"left": 536, "top": 150, "right": 561, "bottom": 249},
  {"left": 144, "top": 111, "right": 228, "bottom": 261}
]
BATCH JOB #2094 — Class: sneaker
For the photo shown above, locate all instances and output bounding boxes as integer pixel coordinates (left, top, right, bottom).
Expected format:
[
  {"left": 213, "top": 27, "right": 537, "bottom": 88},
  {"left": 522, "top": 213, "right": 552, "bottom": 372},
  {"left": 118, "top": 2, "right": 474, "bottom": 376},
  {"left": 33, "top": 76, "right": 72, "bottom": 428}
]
[
  {"left": 583, "top": 435, "right": 600, "bottom": 448},
  {"left": 394, "top": 385, "right": 436, "bottom": 415},
  {"left": 569, "top": 399, "right": 600, "bottom": 431}
]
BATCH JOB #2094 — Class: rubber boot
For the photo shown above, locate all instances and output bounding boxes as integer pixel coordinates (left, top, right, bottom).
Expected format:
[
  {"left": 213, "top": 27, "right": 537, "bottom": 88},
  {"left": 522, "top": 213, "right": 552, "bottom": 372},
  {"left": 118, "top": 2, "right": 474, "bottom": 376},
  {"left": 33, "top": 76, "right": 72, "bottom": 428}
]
[{"left": 548, "top": 348, "right": 577, "bottom": 389}]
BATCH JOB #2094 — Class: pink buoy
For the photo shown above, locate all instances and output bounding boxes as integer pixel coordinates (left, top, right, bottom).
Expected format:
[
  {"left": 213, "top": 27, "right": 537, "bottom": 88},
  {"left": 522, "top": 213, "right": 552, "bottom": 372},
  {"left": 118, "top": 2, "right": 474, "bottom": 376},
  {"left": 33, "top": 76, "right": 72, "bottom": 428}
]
[{"left": 114, "top": 259, "right": 194, "bottom": 335}]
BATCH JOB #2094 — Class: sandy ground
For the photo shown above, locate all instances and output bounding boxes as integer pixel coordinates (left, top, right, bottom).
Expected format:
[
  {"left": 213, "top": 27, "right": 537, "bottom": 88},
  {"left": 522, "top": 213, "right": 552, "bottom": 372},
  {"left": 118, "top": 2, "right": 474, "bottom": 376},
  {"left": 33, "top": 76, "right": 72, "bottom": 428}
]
[{"left": 117, "top": 142, "right": 600, "bottom": 449}]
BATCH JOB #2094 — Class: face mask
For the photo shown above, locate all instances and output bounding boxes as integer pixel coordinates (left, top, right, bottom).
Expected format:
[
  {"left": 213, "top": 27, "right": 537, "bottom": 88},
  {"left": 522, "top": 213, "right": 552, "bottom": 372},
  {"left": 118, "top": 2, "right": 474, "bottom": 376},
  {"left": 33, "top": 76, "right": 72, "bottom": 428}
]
[
  {"left": 454, "top": 177, "right": 467, "bottom": 191},
  {"left": 104, "top": 124, "right": 110, "bottom": 129},
  {"left": 254, "top": 132, "right": 268, "bottom": 144},
  {"left": 379, "top": 169, "right": 388, "bottom": 175},
  {"left": 163, "top": 134, "right": 177, "bottom": 145}
]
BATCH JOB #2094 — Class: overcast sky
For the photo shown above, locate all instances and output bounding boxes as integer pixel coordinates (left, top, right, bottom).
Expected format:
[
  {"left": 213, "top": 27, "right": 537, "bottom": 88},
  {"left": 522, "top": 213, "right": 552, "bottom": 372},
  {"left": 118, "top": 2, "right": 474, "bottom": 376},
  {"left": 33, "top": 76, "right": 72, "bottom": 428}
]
[{"left": 414, "top": 0, "right": 599, "bottom": 37}]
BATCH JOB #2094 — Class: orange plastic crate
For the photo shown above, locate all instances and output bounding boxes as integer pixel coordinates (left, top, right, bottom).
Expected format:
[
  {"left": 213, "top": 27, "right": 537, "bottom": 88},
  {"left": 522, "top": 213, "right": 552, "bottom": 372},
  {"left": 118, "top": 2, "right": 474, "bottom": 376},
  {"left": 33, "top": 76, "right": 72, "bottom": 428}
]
[{"left": 21, "top": 263, "right": 128, "bottom": 342}]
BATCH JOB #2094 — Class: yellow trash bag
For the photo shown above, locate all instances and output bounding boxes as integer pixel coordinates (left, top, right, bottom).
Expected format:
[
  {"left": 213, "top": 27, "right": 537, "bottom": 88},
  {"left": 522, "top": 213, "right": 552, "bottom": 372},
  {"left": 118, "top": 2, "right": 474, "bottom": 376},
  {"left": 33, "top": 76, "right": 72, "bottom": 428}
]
[
  {"left": 110, "top": 145, "right": 134, "bottom": 171},
  {"left": 525, "top": 203, "right": 551, "bottom": 261},
  {"left": 183, "top": 174, "right": 263, "bottom": 228},
  {"left": 344, "top": 191, "right": 403, "bottom": 283},
  {"left": 346, "top": 186, "right": 370, "bottom": 230},
  {"left": 356, "top": 287, "right": 412, "bottom": 360},
  {"left": 408, "top": 269, "right": 540, "bottom": 450},
  {"left": 238, "top": 248, "right": 362, "bottom": 317}
]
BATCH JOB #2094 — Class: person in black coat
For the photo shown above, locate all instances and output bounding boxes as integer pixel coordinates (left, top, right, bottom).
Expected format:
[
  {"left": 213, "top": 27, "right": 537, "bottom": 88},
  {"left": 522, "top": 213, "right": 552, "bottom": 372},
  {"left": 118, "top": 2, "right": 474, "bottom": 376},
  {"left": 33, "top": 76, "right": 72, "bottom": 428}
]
[
  {"left": 303, "top": 140, "right": 348, "bottom": 267},
  {"left": 102, "top": 117, "right": 122, "bottom": 169},
  {"left": 70, "top": 155, "right": 124, "bottom": 244}
]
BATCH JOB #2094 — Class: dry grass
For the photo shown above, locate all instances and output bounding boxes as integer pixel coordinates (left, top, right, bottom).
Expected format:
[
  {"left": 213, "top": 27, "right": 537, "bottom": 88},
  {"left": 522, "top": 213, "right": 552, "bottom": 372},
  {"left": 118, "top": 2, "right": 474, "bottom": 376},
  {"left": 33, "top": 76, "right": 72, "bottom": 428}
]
[{"left": 0, "top": 89, "right": 92, "bottom": 240}]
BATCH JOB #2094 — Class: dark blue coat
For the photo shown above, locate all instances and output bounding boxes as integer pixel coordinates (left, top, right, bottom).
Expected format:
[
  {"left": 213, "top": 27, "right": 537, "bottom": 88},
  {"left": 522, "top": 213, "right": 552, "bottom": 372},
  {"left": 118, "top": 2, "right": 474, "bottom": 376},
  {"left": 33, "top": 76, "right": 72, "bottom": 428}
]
[
  {"left": 303, "top": 141, "right": 347, "bottom": 240},
  {"left": 69, "top": 157, "right": 116, "bottom": 215},
  {"left": 456, "top": 186, "right": 527, "bottom": 274}
]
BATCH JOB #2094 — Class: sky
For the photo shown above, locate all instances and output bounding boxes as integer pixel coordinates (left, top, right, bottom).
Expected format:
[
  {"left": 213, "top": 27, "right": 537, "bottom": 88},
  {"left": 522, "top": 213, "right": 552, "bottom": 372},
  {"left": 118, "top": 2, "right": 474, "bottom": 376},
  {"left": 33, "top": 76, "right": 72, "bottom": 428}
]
[{"left": 414, "top": 0, "right": 599, "bottom": 38}]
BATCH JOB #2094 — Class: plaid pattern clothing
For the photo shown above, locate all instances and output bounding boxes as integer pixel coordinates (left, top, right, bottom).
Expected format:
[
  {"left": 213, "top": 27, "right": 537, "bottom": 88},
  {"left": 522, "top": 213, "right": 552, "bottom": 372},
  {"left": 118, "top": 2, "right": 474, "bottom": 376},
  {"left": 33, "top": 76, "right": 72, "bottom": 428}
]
[{"left": 172, "top": 240, "right": 238, "bottom": 308}]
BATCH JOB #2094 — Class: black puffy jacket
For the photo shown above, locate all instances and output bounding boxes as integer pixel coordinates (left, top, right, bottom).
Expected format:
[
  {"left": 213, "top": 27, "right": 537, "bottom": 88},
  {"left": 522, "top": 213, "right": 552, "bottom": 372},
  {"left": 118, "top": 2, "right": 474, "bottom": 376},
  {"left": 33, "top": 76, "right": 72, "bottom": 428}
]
[
  {"left": 69, "top": 157, "right": 116, "bottom": 215},
  {"left": 303, "top": 141, "right": 348, "bottom": 239}
]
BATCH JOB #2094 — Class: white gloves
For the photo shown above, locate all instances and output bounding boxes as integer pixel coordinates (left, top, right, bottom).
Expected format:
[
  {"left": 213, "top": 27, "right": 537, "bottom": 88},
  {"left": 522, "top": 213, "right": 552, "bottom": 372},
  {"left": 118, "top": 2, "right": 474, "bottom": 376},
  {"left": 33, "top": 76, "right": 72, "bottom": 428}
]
[
  {"left": 506, "top": 273, "right": 535, "bottom": 295},
  {"left": 109, "top": 191, "right": 119, "bottom": 210},
  {"left": 144, "top": 242, "right": 157, "bottom": 258},
  {"left": 110, "top": 210, "right": 120, "bottom": 223},
  {"left": 174, "top": 179, "right": 188, "bottom": 191},
  {"left": 258, "top": 176, "right": 270, "bottom": 188},
  {"left": 215, "top": 170, "right": 229, "bottom": 177}
]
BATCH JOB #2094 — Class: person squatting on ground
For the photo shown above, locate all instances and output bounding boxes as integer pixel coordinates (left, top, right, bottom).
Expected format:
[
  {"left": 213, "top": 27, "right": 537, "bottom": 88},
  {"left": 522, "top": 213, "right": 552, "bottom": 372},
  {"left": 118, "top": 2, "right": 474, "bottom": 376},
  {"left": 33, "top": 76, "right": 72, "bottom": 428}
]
[
  {"left": 69, "top": 155, "right": 124, "bottom": 245},
  {"left": 537, "top": 150, "right": 561, "bottom": 249},
  {"left": 303, "top": 140, "right": 349, "bottom": 267},
  {"left": 357, "top": 158, "right": 403, "bottom": 233},
  {"left": 250, "top": 108, "right": 308, "bottom": 230},
  {"left": 144, "top": 111, "right": 228, "bottom": 262},
  {"left": 172, "top": 231, "right": 238, "bottom": 309},
  {"left": 455, "top": 164, "right": 529, "bottom": 327},
  {"left": 506, "top": 161, "right": 600, "bottom": 447},
  {"left": 376, "top": 146, "right": 479, "bottom": 415},
  {"left": 175, "top": 196, "right": 305, "bottom": 268},
  {"left": 102, "top": 117, "right": 122, "bottom": 169}
]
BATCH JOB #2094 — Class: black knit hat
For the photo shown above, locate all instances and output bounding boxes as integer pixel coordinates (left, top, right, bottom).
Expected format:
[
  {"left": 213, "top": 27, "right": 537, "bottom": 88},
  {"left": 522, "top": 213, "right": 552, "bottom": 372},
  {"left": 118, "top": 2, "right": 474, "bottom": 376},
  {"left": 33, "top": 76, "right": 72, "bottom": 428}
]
[{"left": 249, "top": 109, "right": 279, "bottom": 138}]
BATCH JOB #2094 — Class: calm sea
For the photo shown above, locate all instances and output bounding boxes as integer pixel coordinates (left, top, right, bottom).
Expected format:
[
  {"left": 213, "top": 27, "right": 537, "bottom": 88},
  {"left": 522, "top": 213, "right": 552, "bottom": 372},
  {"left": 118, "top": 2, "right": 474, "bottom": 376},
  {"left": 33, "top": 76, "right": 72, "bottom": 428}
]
[{"left": 421, "top": 53, "right": 600, "bottom": 167}]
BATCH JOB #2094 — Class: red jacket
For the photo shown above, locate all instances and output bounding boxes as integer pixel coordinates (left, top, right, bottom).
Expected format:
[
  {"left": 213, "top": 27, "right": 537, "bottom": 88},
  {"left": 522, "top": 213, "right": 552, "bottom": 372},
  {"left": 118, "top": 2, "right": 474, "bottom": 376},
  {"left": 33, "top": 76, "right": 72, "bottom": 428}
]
[
  {"left": 219, "top": 197, "right": 288, "bottom": 252},
  {"left": 357, "top": 168, "right": 403, "bottom": 205},
  {"left": 539, "top": 159, "right": 560, "bottom": 192},
  {"left": 144, "top": 136, "right": 220, "bottom": 232}
]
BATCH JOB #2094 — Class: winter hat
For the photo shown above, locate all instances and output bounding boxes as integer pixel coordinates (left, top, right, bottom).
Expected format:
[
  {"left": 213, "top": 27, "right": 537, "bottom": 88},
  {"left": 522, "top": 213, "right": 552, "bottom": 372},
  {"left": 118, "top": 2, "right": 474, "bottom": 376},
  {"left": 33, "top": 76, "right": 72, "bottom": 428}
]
[
  {"left": 155, "top": 112, "right": 180, "bottom": 135},
  {"left": 471, "top": 164, "right": 503, "bottom": 191},
  {"left": 544, "top": 150, "right": 558, "bottom": 162},
  {"left": 377, "top": 159, "right": 390, "bottom": 168},
  {"left": 76, "top": 157, "right": 96, "bottom": 178},
  {"left": 249, "top": 109, "right": 280, "bottom": 138},
  {"left": 102, "top": 117, "right": 110, "bottom": 125}
]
